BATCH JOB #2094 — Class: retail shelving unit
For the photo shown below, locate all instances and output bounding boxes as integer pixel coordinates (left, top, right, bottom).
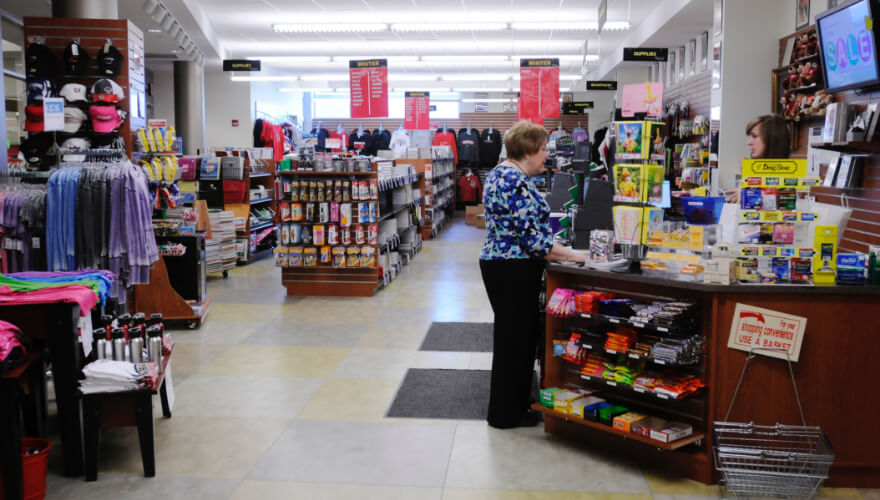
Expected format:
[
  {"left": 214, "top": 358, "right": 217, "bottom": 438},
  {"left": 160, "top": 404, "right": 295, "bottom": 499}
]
[
  {"left": 539, "top": 269, "right": 709, "bottom": 479},
  {"left": 276, "top": 162, "right": 424, "bottom": 296},
  {"left": 399, "top": 156, "right": 455, "bottom": 239},
  {"left": 223, "top": 159, "right": 278, "bottom": 264},
  {"left": 276, "top": 169, "right": 380, "bottom": 297},
  {"left": 541, "top": 263, "right": 880, "bottom": 487}
]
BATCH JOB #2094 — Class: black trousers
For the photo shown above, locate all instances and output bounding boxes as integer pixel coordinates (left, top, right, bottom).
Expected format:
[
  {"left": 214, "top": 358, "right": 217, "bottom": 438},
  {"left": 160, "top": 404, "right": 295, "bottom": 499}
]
[{"left": 479, "top": 258, "right": 545, "bottom": 428}]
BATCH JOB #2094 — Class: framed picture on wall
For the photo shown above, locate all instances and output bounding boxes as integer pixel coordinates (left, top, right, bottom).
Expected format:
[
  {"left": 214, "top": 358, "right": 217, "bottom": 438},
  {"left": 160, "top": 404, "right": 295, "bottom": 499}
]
[
  {"left": 701, "top": 32, "right": 709, "bottom": 71},
  {"left": 689, "top": 39, "right": 697, "bottom": 76},
  {"left": 796, "top": 0, "right": 810, "bottom": 29},
  {"left": 678, "top": 46, "right": 685, "bottom": 81},
  {"left": 712, "top": 41, "right": 722, "bottom": 89}
]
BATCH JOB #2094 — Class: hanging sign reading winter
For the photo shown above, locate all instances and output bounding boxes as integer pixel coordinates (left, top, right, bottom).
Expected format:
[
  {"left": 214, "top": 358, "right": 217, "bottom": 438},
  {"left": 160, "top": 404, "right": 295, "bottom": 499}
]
[
  {"left": 727, "top": 303, "right": 807, "bottom": 361},
  {"left": 404, "top": 91, "right": 430, "bottom": 130},
  {"left": 519, "top": 58, "right": 560, "bottom": 123},
  {"left": 349, "top": 59, "right": 388, "bottom": 118}
]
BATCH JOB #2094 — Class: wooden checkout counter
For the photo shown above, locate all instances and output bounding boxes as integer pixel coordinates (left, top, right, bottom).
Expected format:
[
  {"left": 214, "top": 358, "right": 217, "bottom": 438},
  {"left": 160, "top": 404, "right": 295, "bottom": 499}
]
[{"left": 540, "top": 263, "right": 880, "bottom": 487}]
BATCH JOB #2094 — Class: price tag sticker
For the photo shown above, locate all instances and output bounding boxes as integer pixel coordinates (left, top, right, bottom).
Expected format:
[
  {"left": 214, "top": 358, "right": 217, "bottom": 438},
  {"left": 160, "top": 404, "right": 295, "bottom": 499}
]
[
  {"left": 657, "top": 393, "right": 669, "bottom": 399},
  {"left": 607, "top": 381, "right": 617, "bottom": 386},
  {"left": 609, "top": 318, "right": 620, "bottom": 324},
  {"left": 607, "top": 350, "right": 617, "bottom": 355},
  {"left": 657, "top": 326, "right": 668, "bottom": 332},
  {"left": 655, "top": 359, "right": 666, "bottom": 365},
  {"left": 629, "top": 354, "right": 639, "bottom": 359},
  {"left": 632, "top": 321, "right": 645, "bottom": 328},
  {"left": 634, "top": 387, "right": 645, "bottom": 393}
]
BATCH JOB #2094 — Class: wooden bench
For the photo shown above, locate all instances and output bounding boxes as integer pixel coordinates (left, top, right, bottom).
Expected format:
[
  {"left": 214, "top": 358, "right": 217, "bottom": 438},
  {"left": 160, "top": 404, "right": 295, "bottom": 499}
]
[{"left": 81, "top": 352, "right": 173, "bottom": 481}]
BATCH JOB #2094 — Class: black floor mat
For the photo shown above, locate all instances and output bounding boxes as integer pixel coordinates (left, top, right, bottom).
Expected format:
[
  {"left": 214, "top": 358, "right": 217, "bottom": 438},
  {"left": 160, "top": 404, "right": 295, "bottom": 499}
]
[{"left": 418, "top": 322, "right": 493, "bottom": 352}]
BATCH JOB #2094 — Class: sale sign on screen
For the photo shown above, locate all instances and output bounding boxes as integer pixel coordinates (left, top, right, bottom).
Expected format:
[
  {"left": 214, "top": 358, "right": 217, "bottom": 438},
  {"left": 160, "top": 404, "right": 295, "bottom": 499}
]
[
  {"left": 404, "top": 91, "right": 430, "bottom": 130},
  {"left": 519, "top": 58, "right": 560, "bottom": 123},
  {"left": 350, "top": 59, "right": 388, "bottom": 118}
]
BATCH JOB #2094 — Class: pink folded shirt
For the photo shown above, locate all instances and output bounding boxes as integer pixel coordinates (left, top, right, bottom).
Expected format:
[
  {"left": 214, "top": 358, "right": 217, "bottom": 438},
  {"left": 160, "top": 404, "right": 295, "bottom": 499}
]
[{"left": 0, "top": 284, "right": 98, "bottom": 316}]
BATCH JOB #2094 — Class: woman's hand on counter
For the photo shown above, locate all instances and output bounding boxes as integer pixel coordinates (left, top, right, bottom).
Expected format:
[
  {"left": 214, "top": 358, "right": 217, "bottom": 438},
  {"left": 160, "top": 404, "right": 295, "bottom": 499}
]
[{"left": 547, "top": 243, "right": 588, "bottom": 264}]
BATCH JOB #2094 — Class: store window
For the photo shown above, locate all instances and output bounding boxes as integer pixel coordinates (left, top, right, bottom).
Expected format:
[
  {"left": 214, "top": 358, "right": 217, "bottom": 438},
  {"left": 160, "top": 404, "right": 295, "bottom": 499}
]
[
  {"left": 312, "top": 94, "right": 460, "bottom": 120},
  {"left": 3, "top": 14, "right": 25, "bottom": 147}
]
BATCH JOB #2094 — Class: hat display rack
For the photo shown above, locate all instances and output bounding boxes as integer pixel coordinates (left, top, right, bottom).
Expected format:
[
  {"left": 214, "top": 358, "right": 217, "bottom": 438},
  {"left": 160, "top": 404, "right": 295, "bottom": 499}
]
[{"left": 19, "top": 16, "right": 146, "bottom": 176}]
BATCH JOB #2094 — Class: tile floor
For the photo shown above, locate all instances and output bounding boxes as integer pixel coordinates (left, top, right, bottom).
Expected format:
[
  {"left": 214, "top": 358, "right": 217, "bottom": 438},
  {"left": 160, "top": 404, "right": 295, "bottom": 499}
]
[{"left": 42, "top": 217, "right": 878, "bottom": 499}]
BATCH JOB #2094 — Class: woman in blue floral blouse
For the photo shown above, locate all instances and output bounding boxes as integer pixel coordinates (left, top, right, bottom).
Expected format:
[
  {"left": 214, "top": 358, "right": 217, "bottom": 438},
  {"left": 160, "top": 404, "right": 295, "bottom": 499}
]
[{"left": 480, "top": 121, "right": 586, "bottom": 429}]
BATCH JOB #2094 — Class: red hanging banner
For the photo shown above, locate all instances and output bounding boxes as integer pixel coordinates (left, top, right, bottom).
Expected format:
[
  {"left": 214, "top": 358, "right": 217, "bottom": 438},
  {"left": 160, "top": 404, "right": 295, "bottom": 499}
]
[
  {"left": 519, "top": 58, "right": 560, "bottom": 123},
  {"left": 404, "top": 91, "right": 430, "bottom": 130},
  {"left": 349, "top": 59, "right": 388, "bottom": 118}
]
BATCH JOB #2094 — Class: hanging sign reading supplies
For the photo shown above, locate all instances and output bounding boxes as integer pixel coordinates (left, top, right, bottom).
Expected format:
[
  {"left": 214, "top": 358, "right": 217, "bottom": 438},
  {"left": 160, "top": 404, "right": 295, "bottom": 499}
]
[{"left": 223, "top": 59, "right": 261, "bottom": 71}]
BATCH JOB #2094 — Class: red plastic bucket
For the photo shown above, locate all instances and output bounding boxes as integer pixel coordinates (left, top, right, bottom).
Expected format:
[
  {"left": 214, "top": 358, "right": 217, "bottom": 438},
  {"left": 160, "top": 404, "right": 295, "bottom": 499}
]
[{"left": 0, "top": 437, "right": 52, "bottom": 500}]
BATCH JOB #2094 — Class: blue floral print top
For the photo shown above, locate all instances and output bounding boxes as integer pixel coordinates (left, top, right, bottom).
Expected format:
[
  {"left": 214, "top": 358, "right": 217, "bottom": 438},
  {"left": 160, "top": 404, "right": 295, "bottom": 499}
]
[{"left": 480, "top": 164, "right": 554, "bottom": 260}]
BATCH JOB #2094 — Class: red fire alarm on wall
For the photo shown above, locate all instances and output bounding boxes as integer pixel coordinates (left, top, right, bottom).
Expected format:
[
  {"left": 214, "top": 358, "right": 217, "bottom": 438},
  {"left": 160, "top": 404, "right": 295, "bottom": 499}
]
[{"left": 231, "top": 119, "right": 239, "bottom": 127}]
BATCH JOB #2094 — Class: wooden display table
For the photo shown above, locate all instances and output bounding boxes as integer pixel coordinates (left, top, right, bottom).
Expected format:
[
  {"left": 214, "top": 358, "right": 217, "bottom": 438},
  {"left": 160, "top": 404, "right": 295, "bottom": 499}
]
[{"left": 543, "top": 264, "right": 880, "bottom": 487}]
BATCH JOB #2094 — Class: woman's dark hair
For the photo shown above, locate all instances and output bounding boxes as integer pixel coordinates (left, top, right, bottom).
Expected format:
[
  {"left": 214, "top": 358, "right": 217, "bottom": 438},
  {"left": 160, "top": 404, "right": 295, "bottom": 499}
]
[{"left": 745, "top": 114, "right": 791, "bottom": 158}]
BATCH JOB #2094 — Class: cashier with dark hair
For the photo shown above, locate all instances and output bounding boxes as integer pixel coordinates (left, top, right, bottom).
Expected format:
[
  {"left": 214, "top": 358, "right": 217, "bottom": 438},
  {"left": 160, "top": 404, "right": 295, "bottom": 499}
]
[{"left": 726, "top": 114, "right": 791, "bottom": 202}]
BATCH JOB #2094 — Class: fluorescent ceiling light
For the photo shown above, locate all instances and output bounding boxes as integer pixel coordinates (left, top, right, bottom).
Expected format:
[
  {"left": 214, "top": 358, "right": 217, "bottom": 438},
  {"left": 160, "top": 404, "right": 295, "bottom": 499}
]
[
  {"left": 462, "top": 98, "right": 515, "bottom": 103},
  {"left": 273, "top": 23, "right": 387, "bottom": 33},
  {"left": 452, "top": 87, "right": 514, "bottom": 92},
  {"left": 232, "top": 75, "right": 300, "bottom": 82},
  {"left": 420, "top": 55, "right": 511, "bottom": 62},
  {"left": 333, "top": 55, "right": 419, "bottom": 63},
  {"left": 510, "top": 21, "right": 630, "bottom": 31},
  {"left": 603, "top": 21, "right": 632, "bottom": 30},
  {"left": 511, "top": 22, "right": 592, "bottom": 30},
  {"left": 147, "top": 28, "right": 162, "bottom": 33},
  {"left": 390, "top": 22, "right": 508, "bottom": 32},
  {"left": 255, "top": 56, "right": 332, "bottom": 63}
]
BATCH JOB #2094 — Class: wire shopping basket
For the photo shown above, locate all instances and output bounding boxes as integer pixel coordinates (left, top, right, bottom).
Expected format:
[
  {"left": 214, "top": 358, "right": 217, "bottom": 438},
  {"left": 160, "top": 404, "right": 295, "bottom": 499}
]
[{"left": 713, "top": 348, "right": 834, "bottom": 499}]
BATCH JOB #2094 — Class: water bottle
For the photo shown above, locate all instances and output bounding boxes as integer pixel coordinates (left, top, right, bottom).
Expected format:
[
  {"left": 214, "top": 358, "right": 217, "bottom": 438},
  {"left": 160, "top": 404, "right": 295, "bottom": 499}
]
[
  {"left": 118, "top": 314, "right": 132, "bottom": 340},
  {"left": 147, "top": 325, "right": 163, "bottom": 372},
  {"left": 130, "top": 336, "right": 144, "bottom": 363},
  {"left": 111, "top": 327, "right": 126, "bottom": 361},
  {"left": 95, "top": 339, "right": 108, "bottom": 360},
  {"left": 132, "top": 312, "right": 147, "bottom": 333}
]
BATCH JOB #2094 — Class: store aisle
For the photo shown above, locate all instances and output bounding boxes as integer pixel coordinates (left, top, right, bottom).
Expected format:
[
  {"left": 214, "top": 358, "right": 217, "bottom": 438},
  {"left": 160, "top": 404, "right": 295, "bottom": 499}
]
[{"left": 44, "top": 216, "right": 877, "bottom": 500}]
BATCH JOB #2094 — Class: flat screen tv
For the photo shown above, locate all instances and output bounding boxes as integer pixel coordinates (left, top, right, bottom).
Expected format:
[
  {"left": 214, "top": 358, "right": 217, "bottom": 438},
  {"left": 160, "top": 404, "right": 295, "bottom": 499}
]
[{"left": 816, "top": 0, "right": 880, "bottom": 93}]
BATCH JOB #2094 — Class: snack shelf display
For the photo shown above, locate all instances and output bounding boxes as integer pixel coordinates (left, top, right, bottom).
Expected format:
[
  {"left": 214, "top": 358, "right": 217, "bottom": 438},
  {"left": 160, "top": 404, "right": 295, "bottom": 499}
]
[
  {"left": 405, "top": 148, "right": 455, "bottom": 240},
  {"left": 541, "top": 270, "right": 713, "bottom": 483},
  {"left": 275, "top": 156, "right": 424, "bottom": 296},
  {"left": 530, "top": 405, "right": 705, "bottom": 450}
]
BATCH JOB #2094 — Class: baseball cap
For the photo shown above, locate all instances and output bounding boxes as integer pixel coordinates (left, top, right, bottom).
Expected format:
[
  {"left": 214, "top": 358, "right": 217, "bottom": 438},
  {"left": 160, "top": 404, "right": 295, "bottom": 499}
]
[
  {"left": 59, "top": 83, "right": 88, "bottom": 104},
  {"left": 91, "top": 78, "right": 125, "bottom": 103},
  {"left": 20, "top": 136, "right": 55, "bottom": 166},
  {"left": 98, "top": 43, "right": 123, "bottom": 77},
  {"left": 26, "top": 42, "right": 56, "bottom": 78},
  {"left": 25, "top": 105, "right": 45, "bottom": 133},
  {"left": 89, "top": 104, "right": 124, "bottom": 133},
  {"left": 64, "top": 41, "right": 89, "bottom": 75},
  {"left": 27, "top": 79, "right": 55, "bottom": 102},
  {"left": 61, "top": 137, "right": 91, "bottom": 162},
  {"left": 63, "top": 107, "right": 87, "bottom": 133}
]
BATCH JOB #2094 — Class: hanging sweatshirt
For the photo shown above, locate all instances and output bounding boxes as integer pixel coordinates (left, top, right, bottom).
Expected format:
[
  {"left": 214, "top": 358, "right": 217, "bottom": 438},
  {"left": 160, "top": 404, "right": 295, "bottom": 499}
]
[
  {"left": 572, "top": 127, "right": 589, "bottom": 144},
  {"left": 457, "top": 128, "right": 481, "bottom": 165},
  {"left": 310, "top": 128, "right": 330, "bottom": 152},
  {"left": 389, "top": 129, "right": 411, "bottom": 158},
  {"left": 329, "top": 129, "right": 350, "bottom": 153},
  {"left": 349, "top": 131, "right": 375, "bottom": 156},
  {"left": 372, "top": 129, "right": 391, "bottom": 151},
  {"left": 458, "top": 172, "right": 482, "bottom": 203},
  {"left": 479, "top": 128, "right": 502, "bottom": 167},
  {"left": 432, "top": 129, "right": 458, "bottom": 163}
]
